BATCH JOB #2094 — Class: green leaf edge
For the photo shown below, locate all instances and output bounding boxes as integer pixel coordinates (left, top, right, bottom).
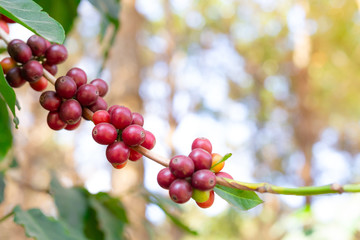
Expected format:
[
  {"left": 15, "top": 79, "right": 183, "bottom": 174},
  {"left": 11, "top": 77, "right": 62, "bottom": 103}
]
[{"left": 211, "top": 153, "right": 232, "bottom": 171}]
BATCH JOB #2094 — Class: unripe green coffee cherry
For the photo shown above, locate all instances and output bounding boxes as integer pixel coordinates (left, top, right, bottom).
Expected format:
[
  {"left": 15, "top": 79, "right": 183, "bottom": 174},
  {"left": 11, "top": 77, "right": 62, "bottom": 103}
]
[{"left": 192, "top": 189, "right": 210, "bottom": 203}]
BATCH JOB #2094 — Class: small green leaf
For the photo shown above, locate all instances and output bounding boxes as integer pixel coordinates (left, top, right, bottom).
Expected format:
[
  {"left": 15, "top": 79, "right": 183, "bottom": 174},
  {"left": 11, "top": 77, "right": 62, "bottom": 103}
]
[
  {"left": 211, "top": 153, "right": 232, "bottom": 171},
  {"left": 0, "top": 98, "right": 12, "bottom": 159},
  {"left": 0, "top": 67, "right": 18, "bottom": 128},
  {"left": 214, "top": 185, "right": 263, "bottom": 211},
  {"left": 0, "top": 0, "right": 65, "bottom": 43},
  {"left": 0, "top": 171, "right": 5, "bottom": 204},
  {"left": 13, "top": 206, "right": 79, "bottom": 240}
]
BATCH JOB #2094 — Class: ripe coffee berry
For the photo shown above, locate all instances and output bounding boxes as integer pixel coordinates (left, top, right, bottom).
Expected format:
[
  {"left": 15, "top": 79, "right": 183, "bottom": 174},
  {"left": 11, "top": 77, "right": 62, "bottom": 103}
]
[
  {"left": 196, "top": 190, "right": 215, "bottom": 208},
  {"left": 88, "top": 97, "right": 108, "bottom": 112},
  {"left": 65, "top": 119, "right": 81, "bottom": 131},
  {"left": 110, "top": 106, "right": 132, "bottom": 130},
  {"left": 76, "top": 84, "right": 99, "bottom": 106},
  {"left": 0, "top": 57, "right": 16, "bottom": 74},
  {"left": 189, "top": 148, "right": 212, "bottom": 171},
  {"left": 122, "top": 125, "right": 146, "bottom": 147},
  {"left": 30, "top": 76, "right": 48, "bottom": 92},
  {"left": 192, "top": 137, "right": 212, "bottom": 154},
  {"left": 43, "top": 62, "right": 58, "bottom": 75},
  {"left": 128, "top": 149, "right": 143, "bottom": 161},
  {"left": 107, "top": 105, "right": 118, "bottom": 115},
  {"left": 93, "top": 110, "right": 110, "bottom": 125},
  {"left": 39, "top": 91, "right": 61, "bottom": 111},
  {"left": 45, "top": 44, "right": 68, "bottom": 65},
  {"left": 106, "top": 141, "right": 130, "bottom": 166},
  {"left": 22, "top": 60, "right": 43, "bottom": 83},
  {"left": 191, "top": 169, "right": 216, "bottom": 191},
  {"left": 27, "top": 35, "right": 47, "bottom": 57},
  {"left": 66, "top": 67, "right": 87, "bottom": 87},
  {"left": 59, "top": 99, "right": 82, "bottom": 124},
  {"left": 211, "top": 153, "right": 224, "bottom": 173},
  {"left": 131, "top": 112, "right": 144, "bottom": 126},
  {"left": 215, "top": 172, "right": 233, "bottom": 180},
  {"left": 169, "top": 155, "right": 194, "bottom": 178},
  {"left": 90, "top": 78, "right": 108, "bottom": 97},
  {"left": 1, "top": 15, "right": 15, "bottom": 23},
  {"left": 6, "top": 67, "right": 26, "bottom": 88},
  {"left": 7, "top": 40, "right": 32, "bottom": 64},
  {"left": 169, "top": 179, "right": 193, "bottom": 204},
  {"left": 47, "top": 111, "right": 67, "bottom": 130},
  {"left": 55, "top": 76, "right": 77, "bottom": 99},
  {"left": 157, "top": 167, "right": 177, "bottom": 189},
  {"left": 112, "top": 161, "right": 127, "bottom": 169},
  {"left": 92, "top": 123, "right": 117, "bottom": 145},
  {"left": 141, "top": 131, "right": 156, "bottom": 150}
]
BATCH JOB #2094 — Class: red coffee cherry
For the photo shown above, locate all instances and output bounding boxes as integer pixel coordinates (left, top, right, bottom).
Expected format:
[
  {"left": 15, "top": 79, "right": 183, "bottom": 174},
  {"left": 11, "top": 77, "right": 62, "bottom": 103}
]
[
  {"left": 7, "top": 39, "right": 32, "bottom": 64},
  {"left": 45, "top": 44, "right": 68, "bottom": 65},
  {"left": 189, "top": 148, "right": 212, "bottom": 170},
  {"left": 65, "top": 119, "right": 81, "bottom": 131},
  {"left": 55, "top": 76, "right": 77, "bottom": 99},
  {"left": 215, "top": 172, "right": 233, "bottom": 180},
  {"left": 30, "top": 76, "right": 48, "bottom": 92},
  {"left": 196, "top": 190, "right": 215, "bottom": 208},
  {"left": 47, "top": 111, "right": 67, "bottom": 130},
  {"left": 169, "top": 155, "right": 194, "bottom": 178},
  {"left": 112, "top": 161, "right": 127, "bottom": 169},
  {"left": 92, "top": 123, "right": 117, "bottom": 145},
  {"left": 66, "top": 67, "right": 87, "bottom": 87},
  {"left": 107, "top": 105, "right": 118, "bottom": 115},
  {"left": 92, "top": 110, "right": 110, "bottom": 125},
  {"left": 191, "top": 169, "right": 216, "bottom": 191},
  {"left": 106, "top": 141, "right": 130, "bottom": 165},
  {"left": 88, "top": 97, "right": 108, "bottom": 112},
  {"left": 22, "top": 60, "right": 43, "bottom": 83},
  {"left": 157, "top": 167, "right": 176, "bottom": 189},
  {"left": 39, "top": 91, "right": 61, "bottom": 111},
  {"left": 59, "top": 99, "right": 82, "bottom": 125},
  {"left": 128, "top": 149, "right": 143, "bottom": 161},
  {"left": 122, "top": 124, "right": 146, "bottom": 147},
  {"left": 27, "top": 35, "right": 47, "bottom": 57},
  {"left": 42, "top": 62, "right": 58, "bottom": 76},
  {"left": 110, "top": 106, "right": 132, "bottom": 130},
  {"left": 90, "top": 78, "right": 108, "bottom": 97},
  {"left": 141, "top": 131, "right": 156, "bottom": 150},
  {"left": 5, "top": 67, "right": 26, "bottom": 88},
  {"left": 1, "top": 15, "right": 15, "bottom": 23},
  {"left": 169, "top": 179, "right": 193, "bottom": 204},
  {"left": 191, "top": 137, "right": 212, "bottom": 154},
  {"left": 0, "top": 57, "right": 16, "bottom": 74},
  {"left": 131, "top": 112, "right": 144, "bottom": 126},
  {"left": 0, "top": 20, "right": 8, "bottom": 34},
  {"left": 76, "top": 84, "right": 99, "bottom": 106}
]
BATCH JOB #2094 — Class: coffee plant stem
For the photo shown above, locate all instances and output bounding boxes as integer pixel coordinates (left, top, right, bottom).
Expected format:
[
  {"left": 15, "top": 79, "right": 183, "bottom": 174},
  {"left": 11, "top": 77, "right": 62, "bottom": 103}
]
[{"left": 0, "top": 211, "right": 14, "bottom": 223}]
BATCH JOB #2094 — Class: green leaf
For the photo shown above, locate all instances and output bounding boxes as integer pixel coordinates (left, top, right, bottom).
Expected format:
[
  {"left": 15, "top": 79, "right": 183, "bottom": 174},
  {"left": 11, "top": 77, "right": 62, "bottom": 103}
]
[
  {"left": 33, "top": 0, "right": 80, "bottom": 34},
  {"left": 0, "top": 67, "right": 18, "bottom": 128},
  {"left": 87, "top": 0, "right": 120, "bottom": 23},
  {"left": 0, "top": 98, "right": 12, "bottom": 159},
  {"left": 214, "top": 185, "right": 263, "bottom": 211},
  {"left": 0, "top": 171, "right": 5, "bottom": 204},
  {"left": 211, "top": 153, "right": 232, "bottom": 171},
  {"left": 13, "top": 206, "right": 79, "bottom": 240},
  {"left": 0, "top": 0, "right": 65, "bottom": 43}
]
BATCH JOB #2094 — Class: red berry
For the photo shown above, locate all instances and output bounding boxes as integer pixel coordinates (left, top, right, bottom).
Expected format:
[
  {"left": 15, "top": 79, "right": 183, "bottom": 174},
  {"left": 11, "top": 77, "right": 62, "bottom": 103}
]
[
  {"left": 66, "top": 67, "right": 87, "bottom": 87},
  {"left": 169, "top": 179, "right": 193, "bottom": 204},
  {"left": 215, "top": 172, "right": 233, "bottom": 180},
  {"left": 191, "top": 169, "right": 216, "bottom": 191},
  {"left": 55, "top": 76, "right": 77, "bottom": 99},
  {"left": 45, "top": 44, "right": 68, "bottom": 65},
  {"left": 7, "top": 40, "right": 32, "bottom": 64},
  {"left": 141, "top": 131, "right": 156, "bottom": 150},
  {"left": 0, "top": 20, "right": 9, "bottom": 34},
  {"left": 192, "top": 137, "right": 212, "bottom": 154},
  {"left": 157, "top": 167, "right": 176, "bottom": 189},
  {"left": 196, "top": 190, "right": 215, "bottom": 208},
  {"left": 59, "top": 99, "right": 82, "bottom": 125},
  {"left": 169, "top": 155, "right": 195, "bottom": 178},
  {"left": 65, "top": 119, "right": 81, "bottom": 131},
  {"left": 112, "top": 161, "right": 127, "bottom": 169},
  {"left": 106, "top": 141, "right": 130, "bottom": 165},
  {"left": 1, "top": 15, "right": 15, "bottom": 23},
  {"left": 107, "top": 105, "right": 118, "bottom": 115},
  {"left": 189, "top": 148, "right": 212, "bottom": 171},
  {"left": 27, "top": 35, "right": 47, "bottom": 57},
  {"left": 39, "top": 91, "right": 61, "bottom": 111},
  {"left": 93, "top": 110, "right": 110, "bottom": 125},
  {"left": 90, "top": 78, "right": 108, "bottom": 97},
  {"left": 22, "top": 60, "right": 43, "bottom": 83},
  {"left": 47, "top": 111, "right": 67, "bottom": 130},
  {"left": 76, "top": 84, "right": 99, "bottom": 106},
  {"left": 128, "top": 149, "right": 143, "bottom": 161},
  {"left": 42, "top": 62, "right": 58, "bottom": 76},
  {"left": 122, "top": 124, "right": 146, "bottom": 147},
  {"left": 30, "top": 76, "right": 48, "bottom": 92},
  {"left": 0, "top": 57, "right": 16, "bottom": 74},
  {"left": 6, "top": 67, "right": 26, "bottom": 88},
  {"left": 110, "top": 106, "right": 132, "bottom": 130},
  {"left": 131, "top": 112, "right": 144, "bottom": 126},
  {"left": 92, "top": 123, "right": 117, "bottom": 145},
  {"left": 88, "top": 97, "right": 108, "bottom": 112}
]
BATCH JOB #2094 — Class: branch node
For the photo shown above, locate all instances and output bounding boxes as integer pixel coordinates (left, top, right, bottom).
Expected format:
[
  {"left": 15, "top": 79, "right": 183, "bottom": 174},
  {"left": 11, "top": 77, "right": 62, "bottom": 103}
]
[{"left": 331, "top": 183, "right": 344, "bottom": 194}]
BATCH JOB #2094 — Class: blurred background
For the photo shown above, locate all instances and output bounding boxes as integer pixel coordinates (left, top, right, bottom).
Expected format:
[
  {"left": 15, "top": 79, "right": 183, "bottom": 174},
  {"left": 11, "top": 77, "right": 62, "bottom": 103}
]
[{"left": 2, "top": 0, "right": 360, "bottom": 239}]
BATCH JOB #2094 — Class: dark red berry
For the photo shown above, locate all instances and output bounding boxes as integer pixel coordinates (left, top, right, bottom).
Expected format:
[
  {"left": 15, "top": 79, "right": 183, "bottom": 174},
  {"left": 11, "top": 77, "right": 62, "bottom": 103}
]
[
  {"left": 39, "top": 91, "right": 61, "bottom": 111},
  {"left": 42, "top": 62, "right": 58, "bottom": 75},
  {"left": 59, "top": 99, "right": 82, "bottom": 125},
  {"left": 122, "top": 125, "right": 146, "bottom": 147},
  {"left": 169, "top": 179, "right": 193, "bottom": 204},
  {"left": 66, "top": 67, "right": 87, "bottom": 87},
  {"left": 45, "top": 44, "right": 68, "bottom": 65},
  {"left": 192, "top": 137, "right": 212, "bottom": 154},
  {"left": 65, "top": 119, "right": 81, "bottom": 131},
  {"left": 157, "top": 167, "right": 176, "bottom": 189},
  {"left": 47, "top": 111, "right": 67, "bottom": 130},
  {"left": 7, "top": 40, "right": 32, "bottom": 64},
  {"left": 215, "top": 172, "right": 233, "bottom": 180},
  {"left": 107, "top": 105, "right": 118, "bottom": 115},
  {"left": 27, "top": 35, "right": 47, "bottom": 56},
  {"left": 88, "top": 97, "right": 108, "bottom": 112},
  {"left": 6, "top": 67, "right": 26, "bottom": 88},
  {"left": 44, "top": 39, "right": 51, "bottom": 49},
  {"left": 22, "top": 60, "right": 43, "bottom": 83},
  {"left": 90, "top": 78, "right": 108, "bottom": 97},
  {"left": 92, "top": 122, "right": 117, "bottom": 145},
  {"left": 131, "top": 112, "right": 144, "bottom": 126},
  {"left": 196, "top": 190, "right": 215, "bottom": 208},
  {"left": 1, "top": 15, "right": 15, "bottom": 23},
  {"left": 0, "top": 57, "right": 16, "bottom": 74},
  {"left": 30, "top": 76, "right": 48, "bottom": 91},
  {"left": 189, "top": 148, "right": 212, "bottom": 170},
  {"left": 55, "top": 76, "right": 77, "bottom": 99},
  {"left": 76, "top": 84, "right": 99, "bottom": 106},
  {"left": 128, "top": 149, "right": 143, "bottom": 161},
  {"left": 93, "top": 110, "right": 110, "bottom": 125},
  {"left": 106, "top": 141, "right": 130, "bottom": 165},
  {"left": 110, "top": 106, "right": 132, "bottom": 130},
  {"left": 191, "top": 169, "right": 216, "bottom": 191},
  {"left": 169, "top": 155, "right": 195, "bottom": 178},
  {"left": 141, "top": 131, "right": 156, "bottom": 150}
]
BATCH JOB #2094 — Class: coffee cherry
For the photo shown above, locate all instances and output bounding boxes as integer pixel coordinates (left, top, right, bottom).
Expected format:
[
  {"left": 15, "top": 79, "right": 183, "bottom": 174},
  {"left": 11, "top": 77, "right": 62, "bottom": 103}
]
[
  {"left": 192, "top": 137, "right": 212, "bottom": 154},
  {"left": 90, "top": 78, "right": 108, "bottom": 97},
  {"left": 88, "top": 97, "right": 108, "bottom": 112},
  {"left": 76, "top": 84, "right": 99, "bottom": 106},
  {"left": 6, "top": 67, "right": 26, "bottom": 88},
  {"left": 59, "top": 99, "right": 82, "bottom": 124},
  {"left": 107, "top": 105, "right": 118, "bottom": 115},
  {"left": 92, "top": 123, "right": 117, "bottom": 145},
  {"left": 93, "top": 110, "right": 110, "bottom": 125},
  {"left": 189, "top": 148, "right": 212, "bottom": 171},
  {"left": 211, "top": 153, "right": 224, "bottom": 173},
  {"left": 122, "top": 125, "right": 146, "bottom": 147},
  {"left": 55, "top": 76, "right": 77, "bottom": 99},
  {"left": 141, "top": 130, "right": 156, "bottom": 150},
  {"left": 66, "top": 67, "right": 87, "bottom": 87},
  {"left": 22, "top": 60, "right": 43, "bottom": 83},
  {"left": 131, "top": 112, "right": 144, "bottom": 126},
  {"left": 45, "top": 44, "right": 67, "bottom": 65},
  {"left": 191, "top": 169, "right": 216, "bottom": 191},
  {"left": 169, "top": 155, "right": 194, "bottom": 178},
  {"left": 169, "top": 179, "right": 193, "bottom": 204},
  {"left": 110, "top": 106, "right": 132, "bottom": 130},
  {"left": 128, "top": 149, "right": 143, "bottom": 161},
  {"left": 30, "top": 76, "right": 48, "bottom": 92},
  {"left": 215, "top": 172, "right": 233, "bottom": 180},
  {"left": 1, "top": 15, "right": 15, "bottom": 23},
  {"left": 112, "top": 161, "right": 127, "bottom": 169},
  {"left": 47, "top": 111, "right": 67, "bottom": 130},
  {"left": 0, "top": 20, "right": 8, "bottom": 34},
  {"left": 7, "top": 39, "right": 32, "bottom": 64},
  {"left": 27, "top": 35, "right": 47, "bottom": 57},
  {"left": 0, "top": 57, "right": 16, "bottom": 74},
  {"left": 157, "top": 167, "right": 176, "bottom": 189},
  {"left": 39, "top": 91, "right": 61, "bottom": 111},
  {"left": 65, "top": 119, "right": 81, "bottom": 131},
  {"left": 196, "top": 190, "right": 214, "bottom": 208},
  {"left": 192, "top": 189, "right": 210, "bottom": 203},
  {"left": 106, "top": 141, "right": 130, "bottom": 165},
  {"left": 42, "top": 62, "right": 58, "bottom": 75}
]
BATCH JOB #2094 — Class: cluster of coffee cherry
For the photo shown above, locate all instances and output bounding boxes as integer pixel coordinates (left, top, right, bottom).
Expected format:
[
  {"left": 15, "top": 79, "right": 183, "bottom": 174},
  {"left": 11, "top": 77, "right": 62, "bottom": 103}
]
[{"left": 157, "top": 138, "right": 233, "bottom": 208}]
